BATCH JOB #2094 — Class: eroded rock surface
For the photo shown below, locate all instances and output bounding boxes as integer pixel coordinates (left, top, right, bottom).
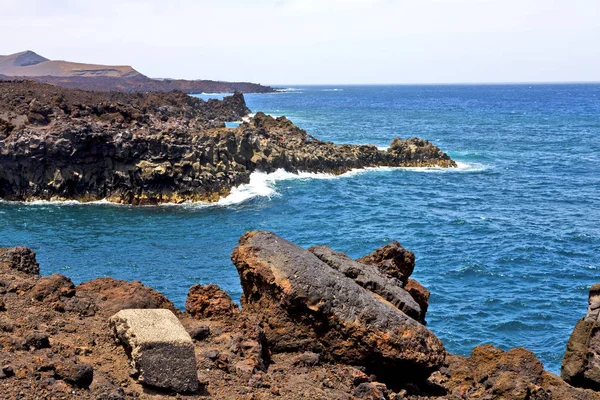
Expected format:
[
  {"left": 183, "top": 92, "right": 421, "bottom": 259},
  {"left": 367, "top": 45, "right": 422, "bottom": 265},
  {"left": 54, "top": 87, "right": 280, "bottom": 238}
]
[
  {"left": 109, "top": 309, "right": 199, "bottom": 392},
  {"left": 309, "top": 244, "right": 422, "bottom": 321},
  {"left": 231, "top": 230, "right": 446, "bottom": 379}
]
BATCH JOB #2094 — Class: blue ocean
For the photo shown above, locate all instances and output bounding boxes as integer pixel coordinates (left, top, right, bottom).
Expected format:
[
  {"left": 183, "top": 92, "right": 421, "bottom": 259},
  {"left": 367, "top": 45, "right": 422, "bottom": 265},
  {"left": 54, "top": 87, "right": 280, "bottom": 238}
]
[{"left": 1, "top": 85, "right": 599, "bottom": 374}]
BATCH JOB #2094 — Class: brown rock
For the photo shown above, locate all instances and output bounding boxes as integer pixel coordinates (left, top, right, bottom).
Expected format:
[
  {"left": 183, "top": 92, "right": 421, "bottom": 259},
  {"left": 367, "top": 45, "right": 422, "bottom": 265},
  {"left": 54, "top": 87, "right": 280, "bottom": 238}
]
[
  {"left": 55, "top": 361, "right": 94, "bottom": 388},
  {"left": 30, "top": 274, "right": 75, "bottom": 302},
  {"left": 231, "top": 231, "right": 445, "bottom": 380},
  {"left": 405, "top": 278, "right": 430, "bottom": 322},
  {"left": 76, "top": 277, "right": 176, "bottom": 316},
  {"left": 0, "top": 247, "right": 40, "bottom": 275},
  {"left": 357, "top": 241, "right": 415, "bottom": 284},
  {"left": 185, "top": 283, "right": 238, "bottom": 319},
  {"left": 562, "top": 284, "right": 600, "bottom": 390}
]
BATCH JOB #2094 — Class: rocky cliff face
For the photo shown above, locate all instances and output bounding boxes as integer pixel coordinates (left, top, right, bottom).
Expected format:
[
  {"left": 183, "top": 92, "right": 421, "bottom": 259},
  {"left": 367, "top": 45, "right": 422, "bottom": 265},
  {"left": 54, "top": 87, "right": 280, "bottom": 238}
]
[
  {"left": 1, "top": 234, "right": 596, "bottom": 399},
  {"left": 0, "top": 81, "right": 455, "bottom": 204}
]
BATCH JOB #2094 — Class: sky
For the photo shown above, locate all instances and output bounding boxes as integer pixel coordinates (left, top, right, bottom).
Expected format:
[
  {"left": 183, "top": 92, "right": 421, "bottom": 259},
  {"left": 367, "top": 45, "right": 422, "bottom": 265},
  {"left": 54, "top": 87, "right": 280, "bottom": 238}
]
[{"left": 1, "top": 0, "right": 599, "bottom": 84}]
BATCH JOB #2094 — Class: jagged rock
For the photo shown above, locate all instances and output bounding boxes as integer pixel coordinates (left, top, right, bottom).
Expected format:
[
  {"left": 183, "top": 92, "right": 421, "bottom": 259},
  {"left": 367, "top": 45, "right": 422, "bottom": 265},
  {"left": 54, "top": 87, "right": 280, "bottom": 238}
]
[
  {"left": 562, "top": 284, "right": 600, "bottom": 390},
  {"left": 444, "top": 345, "right": 600, "bottom": 400},
  {"left": 109, "top": 308, "right": 199, "bottom": 393},
  {"left": 76, "top": 277, "right": 176, "bottom": 316},
  {"left": 231, "top": 231, "right": 446, "bottom": 379},
  {"left": 405, "top": 278, "right": 430, "bottom": 322},
  {"left": 185, "top": 283, "right": 239, "bottom": 319},
  {"left": 0, "top": 247, "right": 40, "bottom": 275},
  {"left": 357, "top": 241, "right": 415, "bottom": 285},
  {"left": 353, "top": 382, "right": 389, "bottom": 400},
  {"left": 309, "top": 245, "right": 423, "bottom": 322}
]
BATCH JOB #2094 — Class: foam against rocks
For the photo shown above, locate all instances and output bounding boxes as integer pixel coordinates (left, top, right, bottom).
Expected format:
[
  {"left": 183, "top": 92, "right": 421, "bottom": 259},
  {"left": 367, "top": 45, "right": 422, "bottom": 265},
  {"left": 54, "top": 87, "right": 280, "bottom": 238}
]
[{"left": 109, "top": 309, "right": 199, "bottom": 393}]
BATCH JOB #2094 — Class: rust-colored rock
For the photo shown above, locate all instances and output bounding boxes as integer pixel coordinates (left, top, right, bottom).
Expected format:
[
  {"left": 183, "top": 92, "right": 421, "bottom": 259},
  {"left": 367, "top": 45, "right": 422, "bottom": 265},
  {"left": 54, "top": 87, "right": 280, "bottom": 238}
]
[
  {"left": 405, "top": 278, "right": 430, "bottom": 322},
  {"left": 442, "top": 344, "right": 599, "bottom": 400},
  {"left": 231, "top": 230, "right": 446, "bottom": 379},
  {"left": 357, "top": 241, "right": 415, "bottom": 284},
  {"left": 76, "top": 277, "right": 176, "bottom": 316},
  {"left": 185, "top": 283, "right": 239, "bottom": 319},
  {"left": 30, "top": 273, "right": 75, "bottom": 302}
]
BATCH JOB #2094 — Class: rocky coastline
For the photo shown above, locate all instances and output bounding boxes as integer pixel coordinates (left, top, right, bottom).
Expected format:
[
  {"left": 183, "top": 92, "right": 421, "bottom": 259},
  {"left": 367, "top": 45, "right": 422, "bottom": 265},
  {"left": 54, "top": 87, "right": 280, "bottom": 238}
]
[
  {"left": 0, "top": 80, "right": 455, "bottom": 205},
  {"left": 1, "top": 233, "right": 598, "bottom": 399}
]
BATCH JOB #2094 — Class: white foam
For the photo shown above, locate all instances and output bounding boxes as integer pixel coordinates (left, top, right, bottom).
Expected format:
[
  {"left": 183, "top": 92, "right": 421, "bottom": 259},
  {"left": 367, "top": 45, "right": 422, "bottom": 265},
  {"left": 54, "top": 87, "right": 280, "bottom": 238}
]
[
  {"left": 0, "top": 162, "right": 486, "bottom": 208},
  {"left": 276, "top": 88, "right": 304, "bottom": 93},
  {"left": 322, "top": 88, "right": 343, "bottom": 92}
]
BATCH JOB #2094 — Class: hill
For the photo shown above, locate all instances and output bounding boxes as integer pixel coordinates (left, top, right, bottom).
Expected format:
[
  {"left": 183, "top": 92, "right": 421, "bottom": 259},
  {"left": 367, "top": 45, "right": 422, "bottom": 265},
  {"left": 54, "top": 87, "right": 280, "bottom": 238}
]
[{"left": 0, "top": 50, "right": 274, "bottom": 93}]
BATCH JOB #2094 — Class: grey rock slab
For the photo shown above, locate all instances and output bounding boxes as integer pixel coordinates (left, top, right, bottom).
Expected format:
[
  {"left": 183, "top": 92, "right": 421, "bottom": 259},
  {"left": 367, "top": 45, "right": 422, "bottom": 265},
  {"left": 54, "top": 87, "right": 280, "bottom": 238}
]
[
  {"left": 309, "top": 245, "right": 423, "bottom": 322},
  {"left": 109, "top": 308, "right": 199, "bottom": 393}
]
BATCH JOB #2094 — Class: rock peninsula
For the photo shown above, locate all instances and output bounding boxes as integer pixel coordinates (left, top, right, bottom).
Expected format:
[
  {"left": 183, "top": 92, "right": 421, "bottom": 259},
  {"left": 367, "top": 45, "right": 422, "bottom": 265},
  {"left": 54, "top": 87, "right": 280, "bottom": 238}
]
[{"left": 0, "top": 80, "right": 455, "bottom": 204}]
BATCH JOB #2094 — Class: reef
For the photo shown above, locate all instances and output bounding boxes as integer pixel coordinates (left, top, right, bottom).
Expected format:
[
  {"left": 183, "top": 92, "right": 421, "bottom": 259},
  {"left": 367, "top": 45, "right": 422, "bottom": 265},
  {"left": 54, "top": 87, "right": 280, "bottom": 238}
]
[
  {"left": 0, "top": 80, "right": 455, "bottom": 205},
  {"left": 1, "top": 233, "right": 597, "bottom": 399}
]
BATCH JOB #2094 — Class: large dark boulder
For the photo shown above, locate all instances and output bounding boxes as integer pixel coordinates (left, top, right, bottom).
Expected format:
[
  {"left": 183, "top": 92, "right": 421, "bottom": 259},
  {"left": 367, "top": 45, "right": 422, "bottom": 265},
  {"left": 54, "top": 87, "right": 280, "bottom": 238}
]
[{"left": 231, "top": 231, "right": 446, "bottom": 380}]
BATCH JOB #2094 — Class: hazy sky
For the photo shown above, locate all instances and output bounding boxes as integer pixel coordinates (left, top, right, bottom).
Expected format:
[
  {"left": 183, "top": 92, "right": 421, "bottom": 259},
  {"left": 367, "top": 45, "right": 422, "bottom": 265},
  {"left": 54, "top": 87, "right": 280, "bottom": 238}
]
[{"left": 1, "top": 0, "right": 599, "bottom": 84}]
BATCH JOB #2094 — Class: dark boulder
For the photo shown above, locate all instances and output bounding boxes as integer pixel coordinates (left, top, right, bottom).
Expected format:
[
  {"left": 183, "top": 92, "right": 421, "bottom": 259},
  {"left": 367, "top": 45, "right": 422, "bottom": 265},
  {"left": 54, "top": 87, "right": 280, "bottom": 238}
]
[{"left": 231, "top": 231, "right": 445, "bottom": 380}]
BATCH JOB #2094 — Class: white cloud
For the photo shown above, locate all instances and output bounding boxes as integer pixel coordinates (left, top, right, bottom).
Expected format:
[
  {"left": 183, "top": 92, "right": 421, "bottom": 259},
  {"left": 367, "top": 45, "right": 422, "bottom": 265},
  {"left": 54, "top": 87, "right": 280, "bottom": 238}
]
[{"left": 1, "top": 0, "right": 598, "bottom": 84}]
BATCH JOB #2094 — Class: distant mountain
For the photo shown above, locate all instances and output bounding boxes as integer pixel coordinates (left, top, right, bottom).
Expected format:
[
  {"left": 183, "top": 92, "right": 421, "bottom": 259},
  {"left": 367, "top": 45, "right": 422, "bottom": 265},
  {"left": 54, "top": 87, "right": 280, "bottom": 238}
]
[
  {"left": 0, "top": 51, "right": 274, "bottom": 93},
  {"left": 0, "top": 50, "right": 141, "bottom": 78}
]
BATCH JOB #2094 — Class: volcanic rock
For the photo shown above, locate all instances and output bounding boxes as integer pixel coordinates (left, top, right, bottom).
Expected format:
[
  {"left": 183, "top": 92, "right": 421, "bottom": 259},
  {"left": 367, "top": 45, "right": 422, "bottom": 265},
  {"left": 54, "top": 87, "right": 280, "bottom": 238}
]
[
  {"left": 308, "top": 245, "right": 423, "bottom": 322},
  {"left": 357, "top": 240, "right": 415, "bottom": 285},
  {"left": 109, "top": 308, "right": 199, "bottom": 392},
  {"left": 185, "top": 283, "right": 239, "bottom": 319},
  {"left": 405, "top": 278, "right": 430, "bottom": 320},
  {"left": 231, "top": 230, "right": 446, "bottom": 379},
  {"left": 76, "top": 277, "right": 176, "bottom": 316},
  {"left": 562, "top": 284, "right": 600, "bottom": 390},
  {"left": 0, "top": 246, "right": 40, "bottom": 275},
  {"left": 0, "top": 81, "right": 455, "bottom": 204}
]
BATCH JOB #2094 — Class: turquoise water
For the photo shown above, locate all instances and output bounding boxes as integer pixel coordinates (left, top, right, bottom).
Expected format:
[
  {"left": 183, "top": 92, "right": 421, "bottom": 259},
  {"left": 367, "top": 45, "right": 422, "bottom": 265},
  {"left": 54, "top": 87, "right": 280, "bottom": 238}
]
[{"left": 2, "top": 85, "right": 600, "bottom": 373}]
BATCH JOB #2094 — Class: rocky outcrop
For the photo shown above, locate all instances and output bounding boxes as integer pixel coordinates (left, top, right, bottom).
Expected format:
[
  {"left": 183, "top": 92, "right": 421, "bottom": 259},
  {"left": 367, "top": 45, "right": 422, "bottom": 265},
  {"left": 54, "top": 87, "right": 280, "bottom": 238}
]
[
  {"left": 562, "top": 284, "right": 600, "bottom": 390},
  {"left": 0, "top": 246, "right": 40, "bottom": 275},
  {"left": 0, "top": 81, "right": 455, "bottom": 204},
  {"left": 1, "top": 241, "right": 597, "bottom": 399},
  {"left": 109, "top": 309, "right": 199, "bottom": 392},
  {"left": 357, "top": 240, "right": 416, "bottom": 285},
  {"left": 231, "top": 231, "right": 446, "bottom": 380},
  {"left": 439, "top": 345, "right": 600, "bottom": 400}
]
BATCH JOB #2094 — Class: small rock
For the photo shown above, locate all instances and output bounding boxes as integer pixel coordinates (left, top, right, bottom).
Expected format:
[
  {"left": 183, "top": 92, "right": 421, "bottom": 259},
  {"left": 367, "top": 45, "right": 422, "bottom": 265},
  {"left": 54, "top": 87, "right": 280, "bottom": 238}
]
[
  {"left": 55, "top": 362, "right": 94, "bottom": 388},
  {"left": 292, "top": 352, "right": 320, "bottom": 367},
  {"left": 25, "top": 331, "right": 51, "bottom": 349},
  {"left": 0, "top": 365, "right": 14, "bottom": 379},
  {"left": 0, "top": 297, "right": 5, "bottom": 311},
  {"left": 353, "top": 382, "right": 388, "bottom": 400},
  {"left": 188, "top": 324, "right": 210, "bottom": 341},
  {"left": 0, "top": 247, "right": 40, "bottom": 275}
]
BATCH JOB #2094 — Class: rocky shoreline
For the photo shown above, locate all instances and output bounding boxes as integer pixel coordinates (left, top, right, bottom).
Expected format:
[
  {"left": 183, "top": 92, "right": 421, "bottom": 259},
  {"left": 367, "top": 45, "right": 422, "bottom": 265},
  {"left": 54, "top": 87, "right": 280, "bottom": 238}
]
[
  {"left": 1, "top": 233, "right": 598, "bottom": 399},
  {"left": 0, "top": 80, "right": 455, "bottom": 205}
]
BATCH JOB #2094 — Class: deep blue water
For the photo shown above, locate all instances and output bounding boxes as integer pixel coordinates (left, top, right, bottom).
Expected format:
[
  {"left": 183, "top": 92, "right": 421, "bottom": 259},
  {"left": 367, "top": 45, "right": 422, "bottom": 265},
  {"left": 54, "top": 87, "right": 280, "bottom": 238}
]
[{"left": 2, "top": 84, "right": 600, "bottom": 374}]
